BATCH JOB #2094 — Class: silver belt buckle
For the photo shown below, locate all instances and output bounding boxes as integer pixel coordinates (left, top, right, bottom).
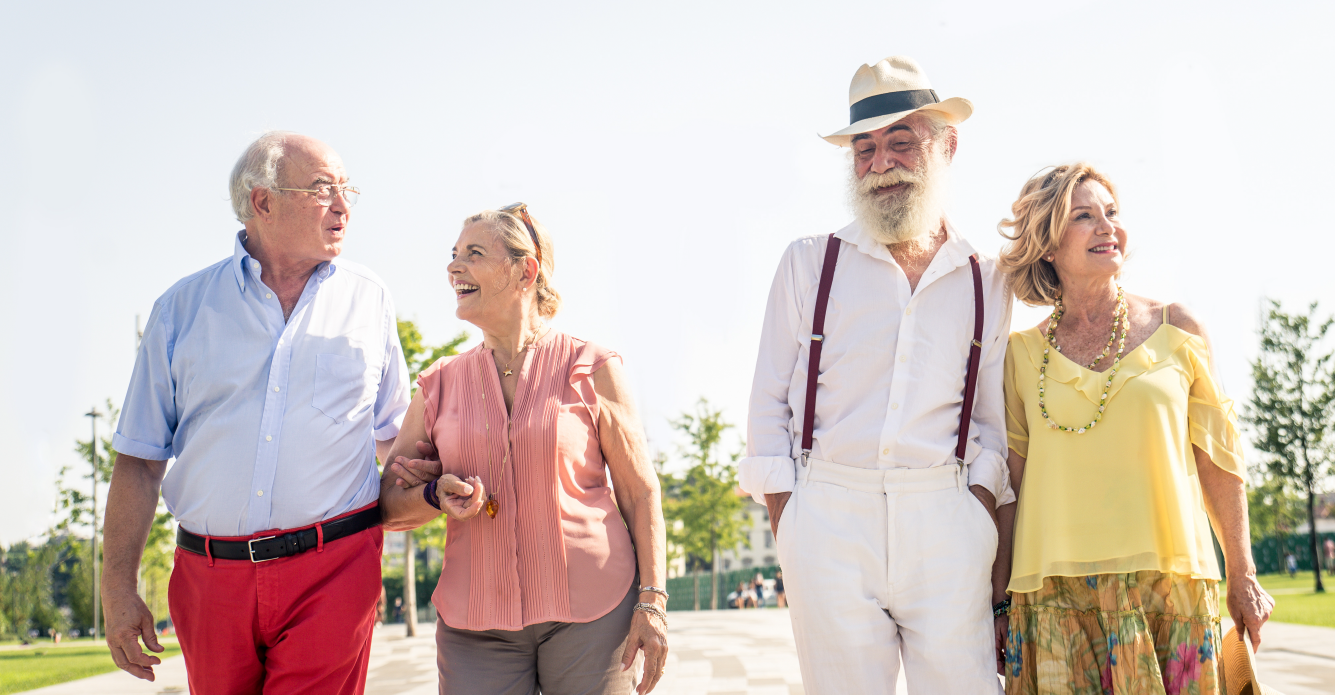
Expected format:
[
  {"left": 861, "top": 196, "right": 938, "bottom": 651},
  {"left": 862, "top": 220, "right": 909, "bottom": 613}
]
[{"left": 248, "top": 535, "right": 279, "bottom": 563}]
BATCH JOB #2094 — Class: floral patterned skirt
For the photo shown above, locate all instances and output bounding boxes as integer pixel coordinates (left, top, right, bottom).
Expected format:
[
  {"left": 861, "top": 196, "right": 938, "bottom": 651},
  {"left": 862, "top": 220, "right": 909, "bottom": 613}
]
[{"left": 1004, "top": 571, "right": 1226, "bottom": 695}]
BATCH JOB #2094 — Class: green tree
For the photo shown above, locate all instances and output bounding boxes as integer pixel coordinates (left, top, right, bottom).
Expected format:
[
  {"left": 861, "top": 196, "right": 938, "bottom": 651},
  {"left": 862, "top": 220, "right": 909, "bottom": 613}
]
[
  {"left": 1246, "top": 300, "right": 1335, "bottom": 593},
  {"left": 1246, "top": 475, "right": 1306, "bottom": 554},
  {"left": 392, "top": 318, "right": 469, "bottom": 633},
  {"left": 1, "top": 541, "right": 68, "bottom": 640},
  {"left": 660, "top": 399, "right": 750, "bottom": 610}
]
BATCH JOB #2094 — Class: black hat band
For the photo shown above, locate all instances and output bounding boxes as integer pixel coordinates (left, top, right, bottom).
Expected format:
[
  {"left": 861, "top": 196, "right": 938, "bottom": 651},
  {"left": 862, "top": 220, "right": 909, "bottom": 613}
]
[{"left": 849, "top": 89, "right": 940, "bottom": 124}]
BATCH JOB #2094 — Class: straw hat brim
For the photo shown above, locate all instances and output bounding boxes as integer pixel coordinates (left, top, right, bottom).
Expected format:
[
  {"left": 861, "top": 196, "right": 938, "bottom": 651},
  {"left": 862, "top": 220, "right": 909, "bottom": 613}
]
[
  {"left": 1223, "top": 628, "right": 1285, "bottom": 695},
  {"left": 820, "top": 97, "right": 973, "bottom": 147}
]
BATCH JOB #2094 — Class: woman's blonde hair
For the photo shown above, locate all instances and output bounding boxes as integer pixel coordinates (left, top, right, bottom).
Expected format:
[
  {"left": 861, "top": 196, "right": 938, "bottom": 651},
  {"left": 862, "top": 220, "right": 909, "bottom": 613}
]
[
  {"left": 997, "top": 163, "right": 1119, "bottom": 306},
  {"left": 463, "top": 208, "right": 562, "bottom": 319}
]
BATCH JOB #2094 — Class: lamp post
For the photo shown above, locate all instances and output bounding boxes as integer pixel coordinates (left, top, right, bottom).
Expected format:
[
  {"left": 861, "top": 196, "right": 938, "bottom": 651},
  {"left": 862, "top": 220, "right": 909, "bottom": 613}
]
[{"left": 85, "top": 406, "right": 103, "bottom": 642}]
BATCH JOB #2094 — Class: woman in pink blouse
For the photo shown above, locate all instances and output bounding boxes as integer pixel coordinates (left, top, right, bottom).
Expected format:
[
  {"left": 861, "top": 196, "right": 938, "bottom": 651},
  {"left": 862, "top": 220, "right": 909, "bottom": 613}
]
[{"left": 380, "top": 204, "right": 669, "bottom": 695}]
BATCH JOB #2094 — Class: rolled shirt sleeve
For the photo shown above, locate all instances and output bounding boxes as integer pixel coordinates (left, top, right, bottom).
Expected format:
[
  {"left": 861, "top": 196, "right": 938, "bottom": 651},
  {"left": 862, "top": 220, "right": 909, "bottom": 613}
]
[
  {"left": 964, "top": 278, "right": 1016, "bottom": 508},
  {"left": 738, "top": 241, "right": 809, "bottom": 505},
  {"left": 372, "top": 299, "right": 411, "bottom": 441},
  {"left": 112, "top": 301, "right": 177, "bottom": 462}
]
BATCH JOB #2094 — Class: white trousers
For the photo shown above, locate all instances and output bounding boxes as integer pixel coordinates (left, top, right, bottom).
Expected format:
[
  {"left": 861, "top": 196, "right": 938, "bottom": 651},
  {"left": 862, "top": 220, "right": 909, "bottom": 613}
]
[{"left": 776, "top": 457, "right": 1002, "bottom": 694}]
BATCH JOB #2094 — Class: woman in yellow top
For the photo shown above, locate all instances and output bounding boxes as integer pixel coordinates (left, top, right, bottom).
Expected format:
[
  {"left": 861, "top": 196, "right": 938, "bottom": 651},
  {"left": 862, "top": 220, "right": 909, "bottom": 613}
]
[{"left": 995, "top": 164, "right": 1273, "bottom": 695}]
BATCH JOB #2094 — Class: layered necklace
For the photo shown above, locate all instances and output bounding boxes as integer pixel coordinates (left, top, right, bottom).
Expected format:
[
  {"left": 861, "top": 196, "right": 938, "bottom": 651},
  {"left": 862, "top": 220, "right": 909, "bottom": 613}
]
[
  {"left": 1039, "top": 286, "right": 1129, "bottom": 434},
  {"left": 475, "top": 327, "right": 546, "bottom": 519}
]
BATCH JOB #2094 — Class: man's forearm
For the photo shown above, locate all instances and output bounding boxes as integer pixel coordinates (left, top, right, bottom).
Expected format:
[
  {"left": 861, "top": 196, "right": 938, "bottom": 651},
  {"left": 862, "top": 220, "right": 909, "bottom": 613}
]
[
  {"left": 102, "top": 454, "right": 167, "bottom": 594},
  {"left": 992, "top": 502, "right": 1017, "bottom": 603}
]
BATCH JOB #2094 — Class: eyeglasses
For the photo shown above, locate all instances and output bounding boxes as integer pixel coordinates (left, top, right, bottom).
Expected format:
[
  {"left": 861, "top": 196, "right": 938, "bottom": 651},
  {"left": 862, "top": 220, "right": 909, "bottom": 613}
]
[
  {"left": 499, "top": 202, "right": 542, "bottom": 269},
  {"left": 274, "top": 183, "right": 360, "bottom": 207}
]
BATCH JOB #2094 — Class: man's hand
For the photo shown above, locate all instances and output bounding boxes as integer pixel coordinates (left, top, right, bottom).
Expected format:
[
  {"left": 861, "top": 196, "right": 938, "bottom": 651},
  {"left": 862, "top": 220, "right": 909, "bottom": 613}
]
[
  {"left": 103, "top": 588, "right": 164, "bottom": 681},
  {"left": 389, "top": 441, "right": 444, "bottom": 488},
  {"left": 994, "top": 614, "right": 1009, "bottom": 675},
  {"left": 969, "top": 484, "right": 998, "bottom": 530},
  {"left": 764, "top": 492, "right": 791, "bottom": 540}
]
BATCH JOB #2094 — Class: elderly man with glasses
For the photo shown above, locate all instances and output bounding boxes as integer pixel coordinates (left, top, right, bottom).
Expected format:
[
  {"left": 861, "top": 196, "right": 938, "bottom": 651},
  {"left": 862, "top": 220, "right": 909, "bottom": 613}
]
[{"left": 101, "top": 131, "right": 412, "bottom": 694}]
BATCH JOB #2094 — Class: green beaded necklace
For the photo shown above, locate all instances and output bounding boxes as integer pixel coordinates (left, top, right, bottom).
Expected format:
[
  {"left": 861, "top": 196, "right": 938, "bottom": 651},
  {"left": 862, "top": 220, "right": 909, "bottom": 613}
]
[{"left": 1039, "top": 287, "right": 1129, "bottom": 434}]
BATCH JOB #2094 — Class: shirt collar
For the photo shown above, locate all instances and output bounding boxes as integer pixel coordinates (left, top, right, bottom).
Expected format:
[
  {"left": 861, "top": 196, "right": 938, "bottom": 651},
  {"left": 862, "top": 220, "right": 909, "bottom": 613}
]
[
  {"left": 230, "top": 230, "right": 339, "bottom": 292},
  {"left": 836, "top": 216, "right": 978, "bottom": 269}
]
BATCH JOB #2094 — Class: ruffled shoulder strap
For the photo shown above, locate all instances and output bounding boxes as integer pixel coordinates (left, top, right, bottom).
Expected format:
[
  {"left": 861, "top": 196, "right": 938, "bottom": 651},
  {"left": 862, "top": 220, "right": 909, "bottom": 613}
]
[
  {"left": 417, "top": 349, "right": 472, "bottom": 430},
  {"left": 1179, "top": 333, "right": 1245, "bottom": 478},
  {"left": 565, "top": 335, "right": 622, "bottom": 430}
]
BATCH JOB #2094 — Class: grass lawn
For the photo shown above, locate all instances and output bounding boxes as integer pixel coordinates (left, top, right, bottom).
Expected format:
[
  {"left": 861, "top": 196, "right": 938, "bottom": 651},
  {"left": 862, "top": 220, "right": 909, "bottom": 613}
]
[
  {"left": 1221, "top": 571, "right": 1335, "bottom": 629},
  {"left": 0, "top": 642, "right": 181, "bottom": 695}
]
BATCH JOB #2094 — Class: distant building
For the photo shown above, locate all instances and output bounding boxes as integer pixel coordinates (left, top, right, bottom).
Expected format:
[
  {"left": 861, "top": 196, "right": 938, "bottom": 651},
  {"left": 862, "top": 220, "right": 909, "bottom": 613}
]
[{"left": 719, "top": 496, "right": 777, "bottom": 572}]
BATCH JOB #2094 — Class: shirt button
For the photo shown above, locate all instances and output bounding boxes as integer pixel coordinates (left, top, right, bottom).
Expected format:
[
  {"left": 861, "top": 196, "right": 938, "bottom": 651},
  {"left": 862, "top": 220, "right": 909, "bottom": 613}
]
[
  {"left": 899, "top": 355, "right": 907, "bottom": 362},
  {"left": 266, "top": 293, "right": 273, "bottom": 299},
  {"left": 891, "top": 403, "right": 899, "bottom": 410},
  {"left": 882, "top": 447, "right": 890, "bottom": 456},
  {"left": 274, "top": 386, "right": 280, "bottom": 392},
  {"left": 257, "top": 490, "right": 263, "bottom": 497},
  {"left": 905, "top": 308, "right": 913, "bottom": 315},
  {"left": 266, "top": 435, "right": 273, "bottom": 441}
]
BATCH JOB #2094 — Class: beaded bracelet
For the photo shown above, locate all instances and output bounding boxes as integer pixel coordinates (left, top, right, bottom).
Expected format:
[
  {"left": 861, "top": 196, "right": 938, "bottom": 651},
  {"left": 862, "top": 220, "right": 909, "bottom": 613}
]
[
  {"left": 639, "top": 585, "right": 670, "bottom": 600},
  {"left": 634, "top": 602, "right": 668, "bottom": 626},
  {"left": 423, "top": 479, "right": 441, "bottom": 511},
  {"left": 992, "top": 598, "right": 1011, "bottom": 618}
]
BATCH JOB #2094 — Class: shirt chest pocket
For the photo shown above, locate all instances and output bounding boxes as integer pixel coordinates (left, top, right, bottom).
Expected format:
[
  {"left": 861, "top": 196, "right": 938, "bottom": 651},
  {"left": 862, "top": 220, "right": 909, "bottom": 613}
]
[{"left": 313, "top": 353, "right": 377, "bottom": 424}]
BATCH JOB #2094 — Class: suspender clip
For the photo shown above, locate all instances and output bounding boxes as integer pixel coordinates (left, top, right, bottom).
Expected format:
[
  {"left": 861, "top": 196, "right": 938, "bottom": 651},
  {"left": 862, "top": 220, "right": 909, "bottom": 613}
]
[
  {"left": 971, "top": 339, "right": 983, "bottom": 348},
  {"left": 800, "top": 449, "right": 811, "bottom": 467},
  {"left": 811, "top": 334, "right": 824, "bottom": 342}
]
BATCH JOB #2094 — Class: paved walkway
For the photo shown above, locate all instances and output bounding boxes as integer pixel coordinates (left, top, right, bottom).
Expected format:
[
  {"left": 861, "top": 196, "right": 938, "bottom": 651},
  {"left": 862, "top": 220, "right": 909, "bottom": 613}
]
[{"left": 23, "top": 613, "right": 1335, "bottom": 693}]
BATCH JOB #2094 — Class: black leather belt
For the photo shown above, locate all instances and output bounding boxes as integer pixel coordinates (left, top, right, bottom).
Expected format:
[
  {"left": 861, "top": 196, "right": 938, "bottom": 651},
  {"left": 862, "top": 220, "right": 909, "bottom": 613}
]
[{"left": 177, "top": 506, "right": 381, "bottom": 563}]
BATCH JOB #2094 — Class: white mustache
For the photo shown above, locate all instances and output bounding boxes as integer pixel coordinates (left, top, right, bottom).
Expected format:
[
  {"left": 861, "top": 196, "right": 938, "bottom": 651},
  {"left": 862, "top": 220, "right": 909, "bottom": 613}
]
[{"left": 856, "top": 168, "right": 924, "bottom": 197}]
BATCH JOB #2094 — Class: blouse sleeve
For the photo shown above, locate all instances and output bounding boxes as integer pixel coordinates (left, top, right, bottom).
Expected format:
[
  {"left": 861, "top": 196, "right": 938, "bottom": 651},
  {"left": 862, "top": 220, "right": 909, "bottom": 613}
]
[
  {"left": 1004, "top": 336, "right": 1030, "bottom": 459},
  {"left": 416, "top": 357, "right": 449, "bottom": 436},
  {"left": 569, "top": 340, "right": 623, "bottom": 427},
  {"left": 1185, "top": 338, "right": 1245, "bottom": 479}
]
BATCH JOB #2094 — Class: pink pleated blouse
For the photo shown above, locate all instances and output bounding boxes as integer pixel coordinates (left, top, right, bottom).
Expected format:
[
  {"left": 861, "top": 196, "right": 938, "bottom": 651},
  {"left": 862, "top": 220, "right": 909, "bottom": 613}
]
[{"left": 417, "top": 330, "right": 636, "bottom": 631}]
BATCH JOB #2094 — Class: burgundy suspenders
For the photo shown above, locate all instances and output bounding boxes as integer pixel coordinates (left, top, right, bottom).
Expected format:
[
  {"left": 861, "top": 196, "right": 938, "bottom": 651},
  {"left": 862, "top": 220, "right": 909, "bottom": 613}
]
[
  {"left": 799, "top": 232, "right": 985, "bottom": 473},
  {"left": 800, "top": 234, "right": 843, "bottom": 466}
]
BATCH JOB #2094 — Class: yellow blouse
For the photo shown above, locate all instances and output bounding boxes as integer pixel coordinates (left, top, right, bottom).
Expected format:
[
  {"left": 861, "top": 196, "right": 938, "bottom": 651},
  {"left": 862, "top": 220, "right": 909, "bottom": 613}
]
[{"left": 1004, "top": 320, "right": 1245, "bottom": 594}]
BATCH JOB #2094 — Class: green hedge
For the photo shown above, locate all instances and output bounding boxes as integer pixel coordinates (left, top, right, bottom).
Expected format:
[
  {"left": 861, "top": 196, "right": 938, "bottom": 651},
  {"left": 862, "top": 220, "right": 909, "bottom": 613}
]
[{"left": 665, "top": 565, "right": 781, "bottom": 612}]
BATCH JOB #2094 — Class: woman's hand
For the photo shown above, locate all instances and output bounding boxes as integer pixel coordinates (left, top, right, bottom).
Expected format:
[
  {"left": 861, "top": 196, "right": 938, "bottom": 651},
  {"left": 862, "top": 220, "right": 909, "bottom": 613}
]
[
  {"left": 389, "top": 441, "right": 443, "bottom": 488},
  {"left": 621, "top": 606, "right": 668, "bottom": 694},
  {"left": 1226, "top": 573, "right": 1275, "bottom": 649},
  {"left": 434, "top": 474, "right": 486, "bottom": 521}
]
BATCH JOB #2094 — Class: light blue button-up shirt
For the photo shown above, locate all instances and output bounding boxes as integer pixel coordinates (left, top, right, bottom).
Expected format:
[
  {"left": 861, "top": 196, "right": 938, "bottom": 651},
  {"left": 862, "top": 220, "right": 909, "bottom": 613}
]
[{"left": 113, "top": 232, "right": 411, "bottom": 536}]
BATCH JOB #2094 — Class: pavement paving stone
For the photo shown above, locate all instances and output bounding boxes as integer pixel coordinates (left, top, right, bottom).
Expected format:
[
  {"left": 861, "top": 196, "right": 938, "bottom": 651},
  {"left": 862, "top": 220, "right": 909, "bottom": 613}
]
[{"left": 20, "top": 612, "right": 1335, "bottom": 694}]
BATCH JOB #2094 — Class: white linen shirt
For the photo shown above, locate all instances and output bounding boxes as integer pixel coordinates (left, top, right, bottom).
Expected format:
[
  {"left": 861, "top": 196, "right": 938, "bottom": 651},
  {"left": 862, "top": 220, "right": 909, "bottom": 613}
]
[
  {"left": 113, "top": 232, "right": 411, "bottom": 536},
  {"left": 737, "top": 220, "right": 1015, "bottom": 508}
]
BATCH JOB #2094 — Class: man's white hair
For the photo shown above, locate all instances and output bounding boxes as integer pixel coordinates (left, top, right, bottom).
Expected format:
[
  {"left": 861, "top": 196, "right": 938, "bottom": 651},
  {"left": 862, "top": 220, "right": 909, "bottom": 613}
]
[{"left": 229, "top": 131, "right": 293, "bottom": 223}]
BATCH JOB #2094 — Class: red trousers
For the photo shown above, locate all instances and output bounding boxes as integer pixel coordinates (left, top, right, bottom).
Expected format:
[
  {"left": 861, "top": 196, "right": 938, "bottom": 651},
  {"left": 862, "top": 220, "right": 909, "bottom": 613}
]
[{"left": 168, "top": 503, "right": 384, "bottom": 695}]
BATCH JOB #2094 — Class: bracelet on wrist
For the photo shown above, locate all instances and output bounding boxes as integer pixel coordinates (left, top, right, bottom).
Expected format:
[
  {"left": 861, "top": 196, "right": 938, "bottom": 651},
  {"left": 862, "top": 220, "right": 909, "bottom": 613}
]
[
  {"left": 639, "top": 585, "right": 670, "bottom": 600},
  {"left": 992, "top": 598, "right": 1011, "bottom": 618},
  {"left": 423, "top": 479, "right": 441, "bottom": 511},
  {"left": 634, "top": 602, "right": 668, "bottom": 626}
]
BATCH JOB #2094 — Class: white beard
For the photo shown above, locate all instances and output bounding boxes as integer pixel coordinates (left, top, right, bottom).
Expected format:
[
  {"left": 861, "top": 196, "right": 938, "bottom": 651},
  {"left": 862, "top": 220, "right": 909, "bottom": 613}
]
[{"left": 847, "top": 151, "right": 950, "bottom": 245}]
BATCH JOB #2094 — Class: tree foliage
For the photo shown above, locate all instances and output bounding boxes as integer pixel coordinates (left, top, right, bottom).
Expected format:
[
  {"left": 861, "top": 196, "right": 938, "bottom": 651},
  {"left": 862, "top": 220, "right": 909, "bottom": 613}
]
[
  {"left": 1245, "top": 299, "right": 1335, "bottom": 592},
  {"left": 658, "top": 398, "right": 750, "bottom": 609}
]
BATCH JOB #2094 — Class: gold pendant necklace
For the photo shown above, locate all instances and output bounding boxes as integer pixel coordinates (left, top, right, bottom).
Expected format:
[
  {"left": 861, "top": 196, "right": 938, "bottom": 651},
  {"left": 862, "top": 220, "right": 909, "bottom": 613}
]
[
  {"left": 498, "top": 327, "right": 543, "bottom": 377},
  {"left": 1039, "top": 287, "right": 1128, "bottom": 434},
  {"left": 476, "top": 356, "right": 506, "bottom": 519}
]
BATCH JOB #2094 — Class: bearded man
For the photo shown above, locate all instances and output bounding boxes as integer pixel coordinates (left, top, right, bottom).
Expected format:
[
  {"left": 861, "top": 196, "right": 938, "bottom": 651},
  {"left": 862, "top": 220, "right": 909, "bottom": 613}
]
[{"left": 738, "top": 56, "right": 1016, "bottom": 692}]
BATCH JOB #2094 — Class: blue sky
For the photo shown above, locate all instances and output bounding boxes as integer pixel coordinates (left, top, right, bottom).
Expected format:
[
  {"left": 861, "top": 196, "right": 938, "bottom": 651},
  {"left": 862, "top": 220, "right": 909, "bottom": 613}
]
[{"left": 2, "top": 0, "right": 1332, "bottom": 543}]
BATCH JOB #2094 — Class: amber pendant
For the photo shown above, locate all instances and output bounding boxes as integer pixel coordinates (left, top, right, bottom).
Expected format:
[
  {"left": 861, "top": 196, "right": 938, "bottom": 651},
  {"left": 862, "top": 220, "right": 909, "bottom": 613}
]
[{"left": 485, "top": 495, "right": 499, "bottom": 519}]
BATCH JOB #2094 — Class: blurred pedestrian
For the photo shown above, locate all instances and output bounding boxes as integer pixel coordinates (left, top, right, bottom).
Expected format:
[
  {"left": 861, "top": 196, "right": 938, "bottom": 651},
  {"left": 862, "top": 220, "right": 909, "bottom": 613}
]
[
  {"left": 1286, "top": 553, "right": 1298, "bottom": 578},
  {"left": 775, "top": 571, "right": 787, "bottom": 608}
]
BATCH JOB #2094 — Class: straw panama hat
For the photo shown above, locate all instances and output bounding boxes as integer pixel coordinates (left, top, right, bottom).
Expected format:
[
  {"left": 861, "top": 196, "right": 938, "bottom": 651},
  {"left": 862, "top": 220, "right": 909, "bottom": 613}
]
[
  {"left": 821, "top": 55, "right": 973, "bottom": 147},
  {"left": 1222, "top": 628, "right": 1284, "bottom": 695}
]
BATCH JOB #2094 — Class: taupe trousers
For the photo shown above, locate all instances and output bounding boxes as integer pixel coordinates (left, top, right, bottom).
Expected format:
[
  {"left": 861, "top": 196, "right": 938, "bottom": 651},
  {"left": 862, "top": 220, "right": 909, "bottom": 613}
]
[{"left": 436, "top": 584, "right": 639, "bottom": 695}]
